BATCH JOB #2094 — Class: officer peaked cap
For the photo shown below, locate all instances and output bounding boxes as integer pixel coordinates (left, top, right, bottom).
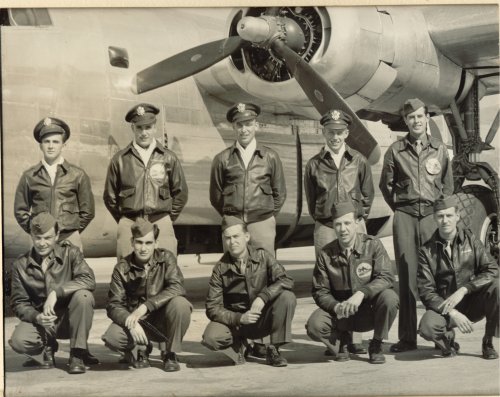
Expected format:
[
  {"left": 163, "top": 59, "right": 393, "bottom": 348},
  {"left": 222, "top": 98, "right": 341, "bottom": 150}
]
[
  {"left": 126, "top": 103, "right": 160, "bottom": 126},
  {"left": 226, "top": 103, "right": 261, "bottom": 123},
  {"left": 433, "top": 195, "right": 459, "bottom": 212},
  {"left": 221, "top": 215, "right": 246, "bottom": 232},
  {"left": 401, "top": 98, "right": 427, "bottom": 117},
  {"left": 131, "top": 217, "right": 159, "bottom": 238},
  {"left": 33, "top": 117, "right": 70, "bottom": 142},
  {"left": 320, "top": 109, "right": 352, "bottom": 129},
  {"left": 331, "top": 201, "right": 357, "bottom": 220},
  {"left": 30, "top": 212, "right": 58, "bottom": 235}
]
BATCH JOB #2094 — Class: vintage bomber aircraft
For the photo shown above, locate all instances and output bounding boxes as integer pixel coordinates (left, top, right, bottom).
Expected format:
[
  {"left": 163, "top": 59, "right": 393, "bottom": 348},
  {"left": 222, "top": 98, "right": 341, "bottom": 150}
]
[{"left": 1, "top": 6, "right": 498, "bottom": 260}]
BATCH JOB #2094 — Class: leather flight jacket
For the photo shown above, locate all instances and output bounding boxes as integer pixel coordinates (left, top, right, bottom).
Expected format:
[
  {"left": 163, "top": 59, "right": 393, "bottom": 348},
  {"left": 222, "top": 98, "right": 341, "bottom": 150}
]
[
  {"left": 14, "top": 160, "right": 95, "bottom": 234},
  {"left": 417, "top": 227, "right": 498, "bottom": 314},
  {"left": 205, "top": 245, "right": 294, "bottom": 327},
  {"left": 103, "top": 140, "right": 188, "bottom": 223},
  {"left": 107, "top": 248, "right": 187, "bottom": 327},
  {"left": 379, "top": 134, "right": 453, "bottom": 217},
  {"left": 209, "top": 142, "right": 286, "bottom": 224},
  {"left": 10, "top": 240, "right": 96, "bottom": 323},
  {"left": 304, "top": 145, "right": 374, "bottom": 227},
  {"left": 312, "top": 233, "right": 395, "bottom": 313}
]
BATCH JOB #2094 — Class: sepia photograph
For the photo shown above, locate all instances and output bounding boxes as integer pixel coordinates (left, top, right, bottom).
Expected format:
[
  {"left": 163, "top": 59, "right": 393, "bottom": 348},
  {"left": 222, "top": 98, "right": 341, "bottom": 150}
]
[{"left": 1, "top": 4, "right": 499, "bottom": 396}]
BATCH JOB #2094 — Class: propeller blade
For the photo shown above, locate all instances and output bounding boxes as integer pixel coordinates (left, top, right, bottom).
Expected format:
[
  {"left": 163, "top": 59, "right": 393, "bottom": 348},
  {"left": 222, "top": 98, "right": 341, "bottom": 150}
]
[
  {"left": 485, "top": 109, "right": 499, "bottom": 145},
  {"left": 271, "top": 40, "right": 381, "bottom": 164},
  {"left": 133, "top": 36, "right": 246, "bottom": 94}
]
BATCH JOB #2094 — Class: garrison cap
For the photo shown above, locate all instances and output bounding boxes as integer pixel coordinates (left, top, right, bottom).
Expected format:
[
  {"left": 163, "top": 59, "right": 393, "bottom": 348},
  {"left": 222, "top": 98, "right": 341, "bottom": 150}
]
[
  {"left": 125, "top": 103, "right": 159, "bottom": 126},
  {"left": 30, "top": 212, "right": 57, "bottom": 235},
  {"left": 131, "top": 217, "right": 159, "bottom": 238},
  {"left": 33, "top": 117, "right": 70, "bottom": 143},
  {"left": 226, "top": 103, "right": 261, "bottom": 123},
  {"left": 221, "top": 215, "right": 245, "bottom": 232},
  {"left": 320, "top": 109, "right": 352, "bottom": 129},
  {"left": 401, "top": 98, "right": 426, "bottom": 117},
  {"left": 331, "top": 201, "right": 357, "bottom": 220},
  {"left": 433, "top": 195, "right": 459, "bottom": 212}
]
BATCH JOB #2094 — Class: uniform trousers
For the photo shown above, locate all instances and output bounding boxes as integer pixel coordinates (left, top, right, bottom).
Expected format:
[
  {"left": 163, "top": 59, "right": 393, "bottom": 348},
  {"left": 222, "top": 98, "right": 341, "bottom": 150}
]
[
  {"left": 306, "top": 289, "right": 399, "bottom": 353},
  {"left": 419, "top": 282, "right": 499, "bottom": 343},
  {"left": 9, "top": 290, "right": 95, "bottom": 355},
  {"left": 117, "top": 215, "right": 177, "bottom": 259},
  {"left": 202, "top": 290, "right": 296, "bottom": 362},
  {"left": 247, "top": 216, "right": 276, "bottom": 257},
  {"left": 58, "top": 230, "right": 83, "bottom": 251},
  {"left": 102, "top": 296, "right": 192, "bottom": 353},
  {"left": 393, "top": 210, "right": 436, "bottom": 344}
]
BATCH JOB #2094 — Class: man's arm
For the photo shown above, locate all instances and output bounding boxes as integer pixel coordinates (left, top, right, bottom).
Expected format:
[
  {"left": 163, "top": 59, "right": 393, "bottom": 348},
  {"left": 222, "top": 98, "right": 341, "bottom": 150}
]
[
  {"left": 144, "top": 251, "right": 187, "bottom": 312},
  {"left": 103, "top": 157, "right": 121, "bottom": 223},
  {"left": 14, "top": 173, "right": 32, "bottom": 234},
  {"left": 209, "top": 155, "right": 225, "bottom": 216},
  {"left": 417, "top": 248, "right": 446, "bottom": 313},
  {"left": 106, "top": 265, "right": 132, "bottom": 327},
  {"left": 441, "top": 147, "right": 454, "bottom": 195},
  {"left": 379, "top": 147, "right": 396, "bottom": 211},
  {"left": 359, "top": 158, "right": 375, "bottom": 220},
  {"left": 77, "top": 171, "right": 95, "bottom": 232},
  {"left": 270, "top": 151, "right": 286, "bottom": 215},
  {"left": 53, "top": 244, "right": 96, "bottom": 298},
  {"left": 205, "top": 264, "right": 243, "bottom": 327},
  {"left": 256, "top": 250, "right": 294, "bottom": 303},
  {"left": 464, "top": 235, "right": 499, "bottom": 292},
  {"left": 168, "top": 154, "right": 188, "bottom": 221},
  {"left": 312, "top": 252, "right": 340, "bottom": 314},
  {"left": 10, "top": 262, "right": 40, "bottom": 323},
  {"left": 304, "top": 160, "right": 317, "bottom": 221}
]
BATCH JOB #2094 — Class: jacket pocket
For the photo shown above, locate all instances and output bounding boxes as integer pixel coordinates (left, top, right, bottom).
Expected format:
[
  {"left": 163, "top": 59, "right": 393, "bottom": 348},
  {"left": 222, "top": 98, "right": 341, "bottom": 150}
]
[
  {"left": 395, "top": 178, "right": 411, "bottom": 201},
  {"left": 158, "top": 187, "right": 172, "bottom": 212},
  {"left": 259, "top": 183, "right": 274, "bottom": 212},
  {"left": 159, "top": 187, "right": 171, "bottom": 200},
  {"left": 259, "top": 184, "right": 273, "bottom": 195},
  {"left": 119, "top": 187, "right": 136, "bottom": 199},
  {"left": 60, "top": 203, "right": 79, "bottom": 228},
  {"left": 119, "top": 187, "right": 136, "bottom": 211},
  {"left": 222, "top": 185, "right": 239, "bottom": 214}
]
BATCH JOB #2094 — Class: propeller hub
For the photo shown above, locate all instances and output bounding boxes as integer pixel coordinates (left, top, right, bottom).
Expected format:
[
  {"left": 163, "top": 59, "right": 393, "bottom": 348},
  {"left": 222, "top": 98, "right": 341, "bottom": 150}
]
[{"left": 237, "top": 16, "right": 270, "bottom": 43}]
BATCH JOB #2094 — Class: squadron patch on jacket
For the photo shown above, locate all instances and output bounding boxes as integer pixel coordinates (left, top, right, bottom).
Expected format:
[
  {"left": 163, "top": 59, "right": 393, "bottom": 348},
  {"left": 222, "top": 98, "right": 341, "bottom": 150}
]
[
  {"left": 149, "top": 163, "right": 166, "bottom": 183},
  {"left": 425, "top": 158, "right": 442, "bottom": 175},
  {"left": 356, "top": 262, "right": 372, "bottom": 280}
]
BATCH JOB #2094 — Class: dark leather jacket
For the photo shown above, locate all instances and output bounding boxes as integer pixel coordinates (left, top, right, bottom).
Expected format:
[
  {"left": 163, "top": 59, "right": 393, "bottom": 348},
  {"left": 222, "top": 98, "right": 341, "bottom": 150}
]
[
  {"left": 379, "top": 134, "right": 453, "bottom": 217},
  {"left": 103, "top": 140, "right": 188, "bottom": 222},
  {"left": 209, "top": 142, "right": 286, "bottom": 224},
  {"left": 304, "top": 145, "right": 374, "bottom": 227},
  {"left": 312, "top": 233, "right": 394, "bottom": 313},
  {"left": 107, "top": 249, "right": 187, "bottom": 327},
  {"left": 14, "top": 160, "right": 95, "bottom": 233},
  {"left": 206, "top": 245, "right": 294, "bottom": 327},
  {"left": 417, "top": 228, "right": 498, "bottom": 314},
  {"left": 10, "top": 240, "right": 96, "bottom": 323}
]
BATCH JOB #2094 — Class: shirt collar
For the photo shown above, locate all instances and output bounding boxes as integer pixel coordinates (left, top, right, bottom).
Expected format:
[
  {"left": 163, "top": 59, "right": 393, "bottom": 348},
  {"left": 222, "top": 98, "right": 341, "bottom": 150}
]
[
  {"left": 235, "top": 138, "right": 256, "bottom": 153},
  {"left": 231, "top": 139, "right": 264, "bottom": 158},
  {"left": 435, "top": 227, "right": 465, "bottom": 247},
  {"left": 320, "top": 144, "right": 353, "bottom": 160},
  {"left": 133, "top": 139, "right": 156, "bottom": 153},
  {"left": 27, "top": 244, "right": 64, "bottom": 268},
  {"left": 42, "top": 156, "right": 65, "bottom": 169}
]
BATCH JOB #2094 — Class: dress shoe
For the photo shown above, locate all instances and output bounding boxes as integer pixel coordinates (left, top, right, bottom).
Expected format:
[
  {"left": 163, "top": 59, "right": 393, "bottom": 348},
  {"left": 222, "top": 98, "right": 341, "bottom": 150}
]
[
  {"left": 368, "top": 339, "right": 385, "bottom": 364},
  {"left": 81, "top": 351, "right": 100, "bottom": 366},
  {"left": 124, "top": 348, "right": 151, "bottom": 369},
  {"left": 22, "top": 344, "right": 56, "bottom": 369},
  {"left": 390, "top": 340, "right": 417, "bottom": 353},
  {"left": 68, "top": 355, "right": 86, "bottom": 374},
  {"left": 348, "top": 343, "right": 367, "bottom": 354},
  {"left": 482, "top": 337, "right": 498, "bottom": 360},
  {"left": 266, "top": 345, "right": 287, "bottom": 367},
  {"left": 335, "top": 332, "right": 351, "bottom": 362},
  {"left": 163, "top": 352, "right": 180, "bottom": 372},
  {"left": 247, "top": 343, "right": 267, "bottom": 358}
]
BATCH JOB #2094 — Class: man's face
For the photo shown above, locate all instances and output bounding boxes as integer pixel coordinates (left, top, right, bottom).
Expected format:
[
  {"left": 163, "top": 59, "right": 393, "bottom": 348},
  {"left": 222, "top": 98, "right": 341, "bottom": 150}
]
[
  {"left": 31, "top": 227, "right": 59, "bottom": 257},
  {"left": 39, "top": 133, "right": 65, "bottom": 163},
  {"left": 132, "top": 123, "right": 156, "bottom": 149},
  {"left": 434, "top": 207, "right": 460, "bottom": 236},
  {"left": 333, "top": 212, "right": 358, "bottom": 247},
  {"left": 132, "top": 230, "right": 158, "bottom": 264},
  {"left": 404, "top": 107, "right": 429, "bottom": 138},
  {"left": 233, "top": 119, "right": 258, "bottom": 148},
  {"left": 323, "top": 127, "right": 349, "bottom": 153},
  {"left": 223, "top": 224, "right": 250, "bottom": 258}
]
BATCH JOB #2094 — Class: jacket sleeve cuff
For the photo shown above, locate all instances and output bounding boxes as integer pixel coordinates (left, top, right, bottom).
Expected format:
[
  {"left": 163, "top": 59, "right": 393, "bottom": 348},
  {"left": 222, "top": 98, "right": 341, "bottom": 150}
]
[
  {"left": 55, "top": 287, "right": 65, "bottom": 298},
  {"left": 233, "top": 312, "right": 243, "bottom": 326},
  {"left": 463, "top": 283, "right": 473, "bottom": 293},
  {"left": 357, "top": 287, "right": 370, "bottom": 299},
  {"left": 257, "top": 292, "right": 270, "bottom": 303},
  {"left": 144, "top": 301, "right": 155, "bottom": 313}
]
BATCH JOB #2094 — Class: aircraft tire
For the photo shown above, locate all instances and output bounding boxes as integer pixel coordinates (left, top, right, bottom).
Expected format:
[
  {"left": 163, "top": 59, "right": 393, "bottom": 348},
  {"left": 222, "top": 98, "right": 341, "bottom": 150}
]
[{"left": 454, "top": 185, "right": 498, "bottom": 260}]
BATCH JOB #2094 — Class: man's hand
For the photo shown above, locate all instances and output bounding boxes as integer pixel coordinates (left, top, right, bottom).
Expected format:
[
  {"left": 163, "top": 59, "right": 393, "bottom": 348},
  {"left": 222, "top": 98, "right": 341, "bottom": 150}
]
[
  {"left": 43, "top": 291, "right": 58, "bottom": 316},
  {"left": 439, "top": 287, "right": 467, "bottom": 315},
  {"left": 449, "top": 309, "right": 474, "bottom": 334},
  {"left": 129, "top": 323, "right": 149, "bottom": 345},
  {"left": 240, "top": 311, "right": 260, "bottom": 325},
  {"left": 125, "top": 304, "right": 148, "bottom": 330},
  {"left": 334, "top": 302, "right": 347, "bottom": 319},
  {"left": 343, "top": 291, "right": 365, "bottom": 317},
  {"left": 36, "top": 313, "right": 57, "bottom": 328},
  {"left": 250, "top": 297, "right": 265, "bottom": 314}
]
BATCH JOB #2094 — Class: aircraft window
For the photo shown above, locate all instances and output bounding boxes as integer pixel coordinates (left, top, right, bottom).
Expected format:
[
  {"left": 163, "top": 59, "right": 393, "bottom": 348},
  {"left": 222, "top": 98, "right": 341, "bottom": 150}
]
[{"left": 5, "top": 9, "right": 52, "bottom": 26}]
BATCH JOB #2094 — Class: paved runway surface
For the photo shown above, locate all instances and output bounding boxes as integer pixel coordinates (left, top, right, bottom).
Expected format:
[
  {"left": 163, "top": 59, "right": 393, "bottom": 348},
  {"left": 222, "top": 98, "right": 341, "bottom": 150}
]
[{"left": 3, "top": 241, "right": 500, "bottom": 396}]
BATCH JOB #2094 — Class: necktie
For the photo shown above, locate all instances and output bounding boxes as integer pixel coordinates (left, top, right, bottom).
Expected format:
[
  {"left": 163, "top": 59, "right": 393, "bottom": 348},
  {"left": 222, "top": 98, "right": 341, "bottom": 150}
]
[
  {"left": 445, "top": 242, "right": 452, "bottom": 258},
  {"left": 415, "top": 140, "right": 422, "bottom": 155},
  {"left": 344, "top": 248, "right": 352, "bottom": 260},
  {"left": 41, "top": 257, "right": 50, "bottom": 274},
  {"left": 238, "top": 258, "right": 246, "bottom": 274}
]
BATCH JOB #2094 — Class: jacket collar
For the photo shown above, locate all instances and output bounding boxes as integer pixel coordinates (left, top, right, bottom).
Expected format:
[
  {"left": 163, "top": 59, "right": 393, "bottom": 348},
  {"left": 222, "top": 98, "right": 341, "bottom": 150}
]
[
  {"left": 319, "top": 144, "right": 354, "bottom": 161},
  {"left": 124, "top": 139, "right": 166, "bottom": 156},
  {"left": 26, "top": 243, "right": 64, "bottom": 269},
  {"left": 330, "top": 233, "right": 364, "bottom": 261},
  {"left": 33, "top": 159, "right": 70, "bottom": 175},
  {"left": 127, "top": 248, "right": 166, "bottom": 271},
  {"left": 230, "top": 141, "right": 266, "bottom": 158},
  {"left": 403, "top": 133, "right": 440, "bottom": 150},
  {"left": 220, "top": 244, "right": 260, "bottom": 270},
  {"left": 434, "top": 227, "right": 466, "bottom": 247}
]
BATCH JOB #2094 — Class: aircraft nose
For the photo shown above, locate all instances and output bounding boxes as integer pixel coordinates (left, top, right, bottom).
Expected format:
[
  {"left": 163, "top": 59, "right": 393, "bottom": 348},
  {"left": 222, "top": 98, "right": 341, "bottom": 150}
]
[{"left": 237, "top": 17, "right": 270, "bottom": 43}]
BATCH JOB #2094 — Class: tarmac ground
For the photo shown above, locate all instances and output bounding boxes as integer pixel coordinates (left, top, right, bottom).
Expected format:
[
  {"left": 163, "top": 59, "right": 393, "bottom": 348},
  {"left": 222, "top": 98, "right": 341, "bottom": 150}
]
[{"left": 3, "top": 242, "right": 500, "bottom": 396}]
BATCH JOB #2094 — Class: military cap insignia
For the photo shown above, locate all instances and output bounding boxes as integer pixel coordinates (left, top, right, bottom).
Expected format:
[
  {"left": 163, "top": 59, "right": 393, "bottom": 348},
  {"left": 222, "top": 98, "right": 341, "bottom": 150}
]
[
  {"left": 137, "top": 106, "right": 145, "bottom": 116},
  {"left": 237, "top": 103, "right": 246, "bottom": 113},
  {"left": 43, "top": 117, "right": 52, "bottom": 126},
  {"left": 331, "top": 110, "right": 341, "bottom": 120}
]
